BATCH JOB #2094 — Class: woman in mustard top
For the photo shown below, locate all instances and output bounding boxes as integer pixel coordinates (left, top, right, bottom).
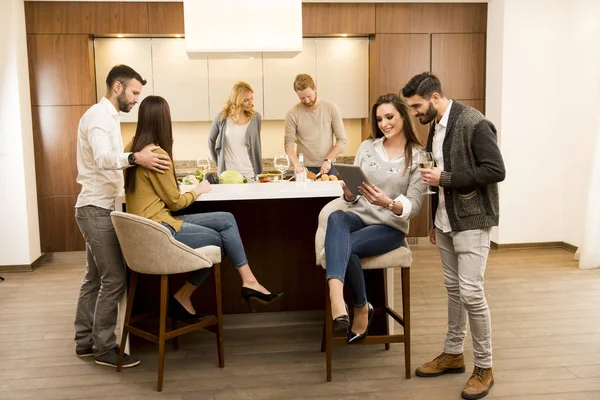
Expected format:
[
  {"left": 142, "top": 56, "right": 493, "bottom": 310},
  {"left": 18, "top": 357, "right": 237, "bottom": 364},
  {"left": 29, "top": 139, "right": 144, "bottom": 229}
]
[{"left": 124, "top": 96, "right": 282, "bottom": 318}]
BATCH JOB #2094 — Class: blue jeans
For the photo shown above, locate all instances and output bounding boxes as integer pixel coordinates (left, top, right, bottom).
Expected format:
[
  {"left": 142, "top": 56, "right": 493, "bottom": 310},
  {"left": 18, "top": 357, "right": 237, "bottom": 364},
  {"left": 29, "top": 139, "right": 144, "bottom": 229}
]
[
  {"left": 162, "top": 212, "right": 248, "bottom": 286},
  {"left": 325, "top": 210, "right": 406, "bottom": 307}
]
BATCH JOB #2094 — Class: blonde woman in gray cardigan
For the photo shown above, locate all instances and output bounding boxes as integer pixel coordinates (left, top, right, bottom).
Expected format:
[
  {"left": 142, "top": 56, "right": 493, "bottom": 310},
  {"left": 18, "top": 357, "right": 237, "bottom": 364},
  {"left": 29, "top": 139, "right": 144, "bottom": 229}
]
[
  {"left": 208, "top": 81, "right": 262, "bottom": 181},
  {"left": 326, "top": 93, "right": 426, "bottom": 343}
]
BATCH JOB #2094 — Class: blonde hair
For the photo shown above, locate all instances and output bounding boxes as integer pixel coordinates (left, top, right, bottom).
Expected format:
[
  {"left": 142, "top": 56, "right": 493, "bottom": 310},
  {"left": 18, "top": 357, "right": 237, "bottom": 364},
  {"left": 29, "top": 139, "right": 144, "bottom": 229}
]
[
  {"left": 220, "top": 81, "right": 254, "bottom": 122},
  {"left": 293, "top": 74, "right": 316, "bottom": 92}
]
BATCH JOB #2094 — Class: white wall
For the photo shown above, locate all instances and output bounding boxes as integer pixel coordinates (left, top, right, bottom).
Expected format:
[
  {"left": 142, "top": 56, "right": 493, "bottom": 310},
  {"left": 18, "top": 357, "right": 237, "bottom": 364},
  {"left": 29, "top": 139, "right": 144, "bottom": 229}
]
[
  {"left": 562, "top": 0, "right": 600, "bottom": 247},
  {"left": 486, "top": 0, "right": 600, "bottom": 246},
  {"left": 0, "top": 0, "right": 41, "bottom": 266}
]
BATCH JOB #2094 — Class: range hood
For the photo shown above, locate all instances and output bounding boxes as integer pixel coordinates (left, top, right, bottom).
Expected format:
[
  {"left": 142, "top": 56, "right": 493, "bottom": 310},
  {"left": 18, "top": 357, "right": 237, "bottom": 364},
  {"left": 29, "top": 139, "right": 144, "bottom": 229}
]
[{"left": 183, "top": 0, "right": 302, "bottom": 59}]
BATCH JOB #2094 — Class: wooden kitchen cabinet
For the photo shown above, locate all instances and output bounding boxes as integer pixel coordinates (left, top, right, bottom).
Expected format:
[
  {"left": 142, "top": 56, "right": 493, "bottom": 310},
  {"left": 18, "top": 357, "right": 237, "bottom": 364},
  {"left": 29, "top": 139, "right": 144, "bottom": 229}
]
[
  {"left": 27, "top": 34, "right": 96, "bottom": 106},
  {"left": 263, "top": 39, "right": 317, "bottom": 120},
  {"left": 302, "top": 3, "right": 376, "bottom": 35},
  {"left": 208, "top": 58, "right": 264, "bottom": 119},
  {"left": 316, "top": 38, "right": 369, "bottom": 118},
  {"left": 152, "top": 39, "right": 210, "bottom": 122},
  {"left": 93, "top": 38, "right": 154, "bottom": 123},
  {"left": 431, "top": 33, "right": 486, "bottom": 100}
]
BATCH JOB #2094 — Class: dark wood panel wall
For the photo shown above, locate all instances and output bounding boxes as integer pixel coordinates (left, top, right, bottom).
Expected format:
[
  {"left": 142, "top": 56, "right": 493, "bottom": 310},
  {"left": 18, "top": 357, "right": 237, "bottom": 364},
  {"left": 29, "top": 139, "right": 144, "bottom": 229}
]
[{"left": 25, "top": 2, "right": 487, "bottom": 251}]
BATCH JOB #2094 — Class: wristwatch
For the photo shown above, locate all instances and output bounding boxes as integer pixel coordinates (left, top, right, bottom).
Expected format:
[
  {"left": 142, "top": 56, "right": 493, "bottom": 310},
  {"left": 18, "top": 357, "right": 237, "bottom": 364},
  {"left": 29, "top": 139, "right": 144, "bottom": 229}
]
[
  {"left": 386, "top": 200, "right": 395, "bottom": 211},
  {"left": 128, "top": 152, "right": 136, "bottom": 165},
  {"left": 324, "top": 159, "right": 333, "bottom": 164}
]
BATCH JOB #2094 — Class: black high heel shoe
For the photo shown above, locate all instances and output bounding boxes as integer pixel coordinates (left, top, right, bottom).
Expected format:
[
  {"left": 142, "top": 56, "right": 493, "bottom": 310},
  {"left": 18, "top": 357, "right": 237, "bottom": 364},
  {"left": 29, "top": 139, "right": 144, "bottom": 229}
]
[
  {"left": 332, "top": 303, "right": 350, "bottom": 332},
  {"left": 241, "top": 287, "right": 283, "bottom": 312},
  {"left": 170, "top": 297, "right": 206, "bottom": 320},
  {"left": 348, "top": 302, "right": 373, "bottom": 344}
]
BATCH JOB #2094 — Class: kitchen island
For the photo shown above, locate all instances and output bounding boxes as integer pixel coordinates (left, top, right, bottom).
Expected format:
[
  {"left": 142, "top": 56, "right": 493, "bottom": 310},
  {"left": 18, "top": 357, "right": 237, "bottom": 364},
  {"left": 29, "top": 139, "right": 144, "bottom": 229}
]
[{"left": 119, "top": 181, "right": 343, "bottom": 315}]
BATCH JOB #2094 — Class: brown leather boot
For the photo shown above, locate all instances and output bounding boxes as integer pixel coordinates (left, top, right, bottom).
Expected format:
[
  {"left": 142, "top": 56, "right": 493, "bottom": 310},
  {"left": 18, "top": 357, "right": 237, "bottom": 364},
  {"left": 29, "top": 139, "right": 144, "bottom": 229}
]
[
  {"left": 461, "top": 366, "right": 494, "bottom": 400},
  {"left": 415, "top": 352, "right": 466, "bottom": 377}
]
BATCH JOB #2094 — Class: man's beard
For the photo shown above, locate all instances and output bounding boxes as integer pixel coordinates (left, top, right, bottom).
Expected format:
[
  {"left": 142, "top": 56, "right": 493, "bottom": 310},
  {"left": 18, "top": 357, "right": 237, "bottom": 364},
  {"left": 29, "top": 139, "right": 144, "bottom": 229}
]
[
  {"left": 417, "top": 102, "right": 437, "bottom": 125},
  {"left": 303, "top": 92, "right": 318, "bottom": 108},
  {"left": 117, "top": 91, "right": 134, "bottom": 113}
]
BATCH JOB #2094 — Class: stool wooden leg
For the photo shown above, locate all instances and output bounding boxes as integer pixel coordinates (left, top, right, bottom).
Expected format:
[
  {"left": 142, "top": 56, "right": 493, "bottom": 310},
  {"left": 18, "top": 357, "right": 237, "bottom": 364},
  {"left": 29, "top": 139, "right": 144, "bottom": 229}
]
[
  {"left": 325, "top": 285, "right": 333, "bottom": 382},
  {"left": 157, "top": 275, "right": 168, "bottom": 391},
  {"left": 320, "top": 319, "right": 326, "bottom": 353},
  {"left": 117, "top": 271, "right": 137, "bottom": 373},
  {"left": 167, "top": 280, "right": 179, "bottom": 351},
  {"left": 402, "top": 267, "right": 411, "bottom": 379},
  {"left": 213, "top": 264, "right": 225, "bottom": 368},
  {"left": 385, "top": 305, "right": 390, "bottom": 351}
]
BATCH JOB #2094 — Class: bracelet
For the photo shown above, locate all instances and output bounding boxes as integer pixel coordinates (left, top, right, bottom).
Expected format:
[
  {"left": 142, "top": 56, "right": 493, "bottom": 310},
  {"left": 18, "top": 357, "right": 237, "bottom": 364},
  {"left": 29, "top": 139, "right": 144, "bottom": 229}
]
[{"left": 385, "top": 200, "right": 395, "bottom": 211}]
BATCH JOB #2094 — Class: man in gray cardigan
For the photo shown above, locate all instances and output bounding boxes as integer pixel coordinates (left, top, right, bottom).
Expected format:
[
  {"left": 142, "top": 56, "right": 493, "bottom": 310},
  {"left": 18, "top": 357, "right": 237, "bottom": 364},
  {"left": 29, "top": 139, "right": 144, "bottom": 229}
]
[{"left": 402, "top": 73, "right": 505, "bottom": 400}]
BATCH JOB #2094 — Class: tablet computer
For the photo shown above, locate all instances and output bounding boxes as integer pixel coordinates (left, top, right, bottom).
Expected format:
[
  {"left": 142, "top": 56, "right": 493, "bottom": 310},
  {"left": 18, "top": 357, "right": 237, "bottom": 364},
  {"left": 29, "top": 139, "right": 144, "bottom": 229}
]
[{"left": 335, "top": 164, "right": 370, "bottom": 195}]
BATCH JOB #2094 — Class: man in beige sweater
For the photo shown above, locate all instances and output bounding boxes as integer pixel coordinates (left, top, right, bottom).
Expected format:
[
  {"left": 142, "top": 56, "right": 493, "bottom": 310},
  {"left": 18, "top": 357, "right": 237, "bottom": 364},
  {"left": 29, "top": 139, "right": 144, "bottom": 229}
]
[{"left": 284, "top": 74, "right": 347, "bottom": 176}]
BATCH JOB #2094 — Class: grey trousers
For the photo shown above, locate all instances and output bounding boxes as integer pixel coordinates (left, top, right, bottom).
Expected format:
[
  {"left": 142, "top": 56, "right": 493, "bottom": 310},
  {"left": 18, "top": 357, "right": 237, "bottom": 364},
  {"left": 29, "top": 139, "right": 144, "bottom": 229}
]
[
  {"left": 74, "top": 205, "right": 126, "bottom": 356},
  {"left": 436, "top": 227, "right": 493, "bottom": 368}
]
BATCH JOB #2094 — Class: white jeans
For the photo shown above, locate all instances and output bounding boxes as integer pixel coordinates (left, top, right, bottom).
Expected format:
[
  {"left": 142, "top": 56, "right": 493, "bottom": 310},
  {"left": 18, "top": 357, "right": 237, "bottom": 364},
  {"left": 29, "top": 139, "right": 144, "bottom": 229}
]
[{"left": 436, "top": 227, "right": 493, "bottom": 368}]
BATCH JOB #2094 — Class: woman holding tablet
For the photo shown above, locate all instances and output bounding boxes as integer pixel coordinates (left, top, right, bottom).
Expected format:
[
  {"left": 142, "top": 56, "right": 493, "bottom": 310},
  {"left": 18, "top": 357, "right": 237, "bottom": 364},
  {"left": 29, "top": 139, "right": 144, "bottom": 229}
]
[{"left": 325, "top": 93, "right": 426, "bottom": 343}]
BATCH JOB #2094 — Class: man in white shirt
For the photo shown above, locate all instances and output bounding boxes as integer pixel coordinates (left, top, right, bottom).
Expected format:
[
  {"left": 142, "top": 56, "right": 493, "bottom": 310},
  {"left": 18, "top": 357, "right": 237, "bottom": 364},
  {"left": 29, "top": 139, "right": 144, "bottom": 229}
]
[
  {"left": 74, "top": 65, "right": 171, "bottom": 368},
  {"left": 402, "top": 73, "right": 505, "bottom": 400},
  {"left": 284, "top": 74, "right": 347, "bottom": 176}
]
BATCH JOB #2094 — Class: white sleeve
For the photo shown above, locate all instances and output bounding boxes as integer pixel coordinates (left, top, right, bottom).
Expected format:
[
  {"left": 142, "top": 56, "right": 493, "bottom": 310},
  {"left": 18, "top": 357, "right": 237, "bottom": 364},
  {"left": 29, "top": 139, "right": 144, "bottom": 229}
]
[
  {"left": 88, "top": 126, "right": 130, "bottom": 170},
  {"left": 391, "top": 194, "right": 411, "bottom": 220}
]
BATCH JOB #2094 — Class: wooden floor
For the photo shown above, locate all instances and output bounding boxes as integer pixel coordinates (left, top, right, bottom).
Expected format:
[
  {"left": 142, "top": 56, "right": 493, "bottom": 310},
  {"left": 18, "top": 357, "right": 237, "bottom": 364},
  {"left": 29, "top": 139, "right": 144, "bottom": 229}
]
[{"left": 1, "top": 247, "right": 600, "bottom": 399}]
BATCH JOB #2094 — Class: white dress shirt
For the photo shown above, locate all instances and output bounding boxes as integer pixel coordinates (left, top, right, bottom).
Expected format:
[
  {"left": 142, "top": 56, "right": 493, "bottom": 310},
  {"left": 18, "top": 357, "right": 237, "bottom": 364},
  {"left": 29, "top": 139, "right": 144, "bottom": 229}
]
[
  {"left": 432, "top": 100, "right": 453, "bottom": 232},
  {"left": 75, "top": 97, "right": 132, "bottom": 210},
  {"left": 371, "top": 137, "right": 413, "bottom": 220}
]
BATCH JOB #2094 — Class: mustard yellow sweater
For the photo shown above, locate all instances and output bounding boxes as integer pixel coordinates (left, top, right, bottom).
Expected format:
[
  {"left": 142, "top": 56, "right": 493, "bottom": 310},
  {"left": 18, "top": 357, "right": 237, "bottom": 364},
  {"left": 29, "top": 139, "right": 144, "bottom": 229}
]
[{"left": 124, "top": 144, "right": 196, "bottom": 232}]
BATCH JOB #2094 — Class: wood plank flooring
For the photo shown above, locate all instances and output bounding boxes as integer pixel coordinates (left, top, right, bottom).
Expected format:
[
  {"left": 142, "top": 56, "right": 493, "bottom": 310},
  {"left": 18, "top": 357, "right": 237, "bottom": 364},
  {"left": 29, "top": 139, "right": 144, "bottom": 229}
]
[{"left": 1, "top": 247, "right": 599, "bottom": 399}]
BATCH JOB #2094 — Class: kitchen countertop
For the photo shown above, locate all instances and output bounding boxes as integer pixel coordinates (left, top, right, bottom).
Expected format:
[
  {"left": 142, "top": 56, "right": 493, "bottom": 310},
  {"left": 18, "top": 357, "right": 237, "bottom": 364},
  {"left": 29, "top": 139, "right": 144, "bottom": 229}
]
[
  {"left": 116, "top": 181, "right": 342, "bottom": 209},
  {"left": 179, "top": 181, "right": 342, "bottom": 201}
]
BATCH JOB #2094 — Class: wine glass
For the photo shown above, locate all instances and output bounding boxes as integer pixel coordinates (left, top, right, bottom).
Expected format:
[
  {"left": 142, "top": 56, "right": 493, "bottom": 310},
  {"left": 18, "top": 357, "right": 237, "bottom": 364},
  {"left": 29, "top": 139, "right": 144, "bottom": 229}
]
[
  {"left": 273, "top": 154, "right": 290, "bottom": 182},
  {"left": 416, "top": 151, "right": 436, "bottom": 195},
  {"left": 196, "top": 157, "right": 211, "bottom": 175}
]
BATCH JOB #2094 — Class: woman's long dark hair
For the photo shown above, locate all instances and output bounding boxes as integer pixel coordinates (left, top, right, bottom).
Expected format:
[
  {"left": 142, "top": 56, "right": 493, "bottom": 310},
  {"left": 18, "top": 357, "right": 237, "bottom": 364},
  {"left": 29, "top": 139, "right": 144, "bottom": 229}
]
[
  {"left": 124, "top": 96, "right": 176, "bottom": 193},
  {"left": 370, "top": 93, "right": 423, "bottom": 174}
]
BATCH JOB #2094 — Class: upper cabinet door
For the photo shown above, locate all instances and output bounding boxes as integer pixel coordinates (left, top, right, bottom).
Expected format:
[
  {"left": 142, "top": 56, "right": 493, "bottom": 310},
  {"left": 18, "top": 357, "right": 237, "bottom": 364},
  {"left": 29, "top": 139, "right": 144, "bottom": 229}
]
[
  {"left": 94, "top": 38, "right": 154, "bottom": 123},
  {"left": 263, "top": 39, "right": 317, "bottom": 120},
  {"left": 27, "top": 35, "right": 96, "bottom": 106},
  {"left": 207, "top": 58, "right": 264, "bottom": 120},
  {"left": 152, "top": 39, "right": 210, "bottom": 122},
  {"left": 431, "top": 34, "right": 486, "bottom": 101},
  {"left": 316, "top": 38, "right": 369, "bottom": 118}
]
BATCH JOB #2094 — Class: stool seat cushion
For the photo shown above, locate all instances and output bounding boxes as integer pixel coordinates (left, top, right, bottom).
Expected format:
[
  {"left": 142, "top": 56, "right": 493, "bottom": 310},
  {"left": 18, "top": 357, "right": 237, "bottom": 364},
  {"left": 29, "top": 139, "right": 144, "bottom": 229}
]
[{"left": 195, "top": 245, "right": 222, "bottom": 265}]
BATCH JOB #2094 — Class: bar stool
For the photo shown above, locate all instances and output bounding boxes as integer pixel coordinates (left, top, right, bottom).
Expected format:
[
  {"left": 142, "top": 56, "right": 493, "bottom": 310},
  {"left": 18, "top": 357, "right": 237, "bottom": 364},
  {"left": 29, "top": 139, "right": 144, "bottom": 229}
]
[
  {"left": 111, "top": 211, "right": 224, "bottom": 391},
  {"left": 314, "top": 199, "right": 412, "bottom": 382}
]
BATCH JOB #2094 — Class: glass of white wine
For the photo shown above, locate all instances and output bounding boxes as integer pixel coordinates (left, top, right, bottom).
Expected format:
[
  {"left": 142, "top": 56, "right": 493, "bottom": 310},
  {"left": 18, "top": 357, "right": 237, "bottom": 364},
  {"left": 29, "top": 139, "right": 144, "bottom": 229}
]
[
  {"left": 417, "top": 151, "right": 436, "bottom": 195},
  {"left": 273, "top": 154, "right": 290, "bottom": 182},
  {"left": 196, "top": 157, "right": 211, "bottom": 176}
]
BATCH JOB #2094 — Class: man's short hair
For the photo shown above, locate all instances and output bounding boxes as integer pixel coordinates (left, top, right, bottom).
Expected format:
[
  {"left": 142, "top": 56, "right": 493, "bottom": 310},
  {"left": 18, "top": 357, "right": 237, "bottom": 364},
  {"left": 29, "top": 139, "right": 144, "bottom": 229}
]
[
  {"left": 401, "top": 72, "right": 444, "bottom": 99},
  {"left": 293, "top": 73, "right": 316, "bottom": 92},
  {"left": 105, "top": 64, "right": 147, "bottom": 90}
]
